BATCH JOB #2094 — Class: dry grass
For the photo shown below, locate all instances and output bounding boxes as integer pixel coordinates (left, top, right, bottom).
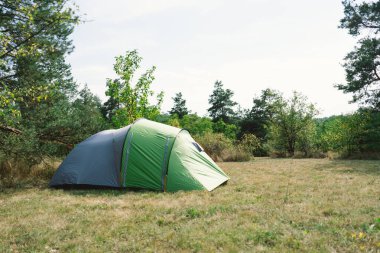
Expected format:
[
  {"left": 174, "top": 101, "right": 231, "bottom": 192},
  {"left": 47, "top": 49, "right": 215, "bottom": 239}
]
[
  {"left": 0, "top": 157, "right": 60, "bottom": 188},
  {"left": 0, "top": 158, "right": 379, "bottom": 252}
]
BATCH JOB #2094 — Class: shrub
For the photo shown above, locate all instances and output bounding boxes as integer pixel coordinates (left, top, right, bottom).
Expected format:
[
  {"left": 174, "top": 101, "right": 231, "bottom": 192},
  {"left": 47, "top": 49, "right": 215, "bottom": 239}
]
[
  {"left": 195, "top": 132, "right": 232, "bottom": 161},
  {"left": 239, "top": 133, "right": 261, "bottom": 155},
  {"left": 212, "top": 119, "right": 238, "bottom": 140},
  {"left": 316, "top": 111, "right": 380, "bottom": 158},
  {"left": 167, "top": 116, "right": 180, "bottom": 127},
  {"left": 180, "top": 114, "right": 213, "bottom": 136},
  {"left": 0, "top": 157, "right": 59, "bottom": 188},
  {"left": 221, "top": 147, "right": 251, "bottom": 162},
  {"left": 195, "top": 132, "right": 251, "bottom": 162},
  {"left": 269, "top": 150, "right": 287, "bottom": 158}
]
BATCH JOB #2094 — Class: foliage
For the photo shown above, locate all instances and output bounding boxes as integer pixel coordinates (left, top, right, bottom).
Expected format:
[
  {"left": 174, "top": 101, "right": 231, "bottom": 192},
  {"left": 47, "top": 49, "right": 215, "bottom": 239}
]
[
  {"left": 0, "top": 86, "right": 108, "bottom": 166},
  {"left": 179, "top": 114, "right": 213, "bottom": 136},
  {"left": 169, "top": 92, "right": 190, "bottom": 119},
  {"left": 267, "top": 92, "right": 318, "bottom": 157},
  {"left": 238, "top": 133, "right": 261, "bottom": 155},
  {"left": 0, "top": 87, "right": 19, "bottom": 125},
  {"left": 0, "top": 0, "right": 80, "bottom": 123},
  {"left": 240, "top": 88, "right": 281, "bottom": 140},
  {"left": 167, "top": 114, "right": 181, "bottom": 127},
  {"left": 359, "top": 110, "right": 380, "bottom": 152},
  {"left": 208, "top": 80, "right": 237, "bottom": 123},
  {"left": 0, "top": 156, "right": 59, "bottom": 188},
  {"left": 195, "top": 132, "right": 233, "bottom": 161},
  {"left": 316, "top": 110, "right": 380, "bottom": 157},
  {"left": 0, "top": 0, "right": 100, "bottom": 167},
  {"left": 337, "top": 0, "right": 380, "bottom": 109},
  {"left": 239, "top": 89, "right": 282, "bottom": 155},
  {"left": 339, "top": 0, "right": 380, "bottom": 37},
  {"left": 220, "top": 146, "right": 251, "bottom": 162},
  {"left": 212, "top": 119, "right": 238, "bottom": 140},
  {"left": 218, "top": 133, "right": 259, "bottom": 162},
  {"left": 102, "top": 50, "right": 164, "bottom": 128}
]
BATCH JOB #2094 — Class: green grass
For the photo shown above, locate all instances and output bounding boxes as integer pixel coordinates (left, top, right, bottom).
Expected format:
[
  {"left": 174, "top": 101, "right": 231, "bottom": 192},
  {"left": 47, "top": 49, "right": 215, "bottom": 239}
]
[{"left": 0, "top": 158, "right": 379, "bottom": 252}]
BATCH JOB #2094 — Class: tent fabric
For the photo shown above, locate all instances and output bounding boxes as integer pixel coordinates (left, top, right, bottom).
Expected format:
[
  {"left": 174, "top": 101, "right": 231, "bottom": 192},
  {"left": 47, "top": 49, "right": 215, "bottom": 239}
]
[
  {"left": 167, "top": 131, "right": 229, "bottom": 192},
  {"left": 121, "top": 119, "right": 181, "bottom": 191},
  {"left": 50, "top": 119, "right": 229, "bottom": 191},
  {"left": 49, "top": 126, "right": 130, "bottom": 187}
]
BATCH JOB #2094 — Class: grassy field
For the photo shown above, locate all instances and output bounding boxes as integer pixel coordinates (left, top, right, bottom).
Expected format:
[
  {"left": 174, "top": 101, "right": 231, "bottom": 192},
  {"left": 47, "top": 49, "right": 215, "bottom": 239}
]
[{"left": 0, "top": 158, "right": 379, "bottom": 252}]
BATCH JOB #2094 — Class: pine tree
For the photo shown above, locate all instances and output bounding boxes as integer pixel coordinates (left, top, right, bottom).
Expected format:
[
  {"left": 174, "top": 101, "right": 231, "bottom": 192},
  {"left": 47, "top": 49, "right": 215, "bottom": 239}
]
[
  {"left": 207, "top": 80, "right": 237, "bottom": 123},
  {"left": 336, "top": 0, "right": 380, "bottom": 109},
  {"left": 169, "top": 92, "right": 190, "bottom": 119}
]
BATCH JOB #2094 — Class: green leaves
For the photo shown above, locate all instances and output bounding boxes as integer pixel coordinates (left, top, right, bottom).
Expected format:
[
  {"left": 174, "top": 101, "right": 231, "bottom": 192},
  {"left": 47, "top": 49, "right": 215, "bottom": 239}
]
[
  {"left": 316, "top": 110, "right": 380, "bottom": 156},
  {"left": 1, "top": 0, "right": 80, "bottom": 124},
  {"left": 339, "top": 0, "right": 380, "bottom": 36},
  {"left": 169, "top": 92, "right": 190, "bottom": 119},
  {"left": 0, "top": 86, "right": 20, "bottom": 126},
  {"left": 208, "top": 80, "right": 237, "bottom": 123},
  {"left": 267, "top": 92, "right": 318, "bottom": 156},
  {"left": 338, "top": 0, "right": 380, "bottom": 110},
  {"left": 0, "top": 0, "right": 87, "bottom": 166},
  {"left": 336, "top": 38, "right": 380, "bottom": 109},
  {"left": 103, "top": 50, "right": 164, "bottom": 128}
]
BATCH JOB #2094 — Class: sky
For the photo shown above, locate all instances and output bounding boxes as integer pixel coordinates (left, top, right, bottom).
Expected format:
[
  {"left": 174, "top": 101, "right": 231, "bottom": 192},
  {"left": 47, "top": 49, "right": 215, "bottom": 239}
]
[{"left": 67, "top": 0, "right": 359, "bottom": 117}]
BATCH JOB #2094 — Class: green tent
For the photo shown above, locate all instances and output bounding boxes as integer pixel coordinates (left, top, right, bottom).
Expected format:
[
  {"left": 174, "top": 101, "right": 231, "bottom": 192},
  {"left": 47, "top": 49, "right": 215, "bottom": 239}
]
[{"left": 50, "top": 119, "right": 229, "bottom": 191}]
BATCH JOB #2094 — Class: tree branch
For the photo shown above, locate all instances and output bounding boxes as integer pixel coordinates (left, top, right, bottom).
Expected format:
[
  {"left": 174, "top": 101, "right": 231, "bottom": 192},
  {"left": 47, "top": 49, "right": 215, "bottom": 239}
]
[
  {"left": 0, "top": 4, "right": 75, "bottom": 60},
  {"left": 0, "top": 125, "right": 22, "bottom": 134},
  {"left": 0, "top": 125, "right": 73, "bottom": 149}
]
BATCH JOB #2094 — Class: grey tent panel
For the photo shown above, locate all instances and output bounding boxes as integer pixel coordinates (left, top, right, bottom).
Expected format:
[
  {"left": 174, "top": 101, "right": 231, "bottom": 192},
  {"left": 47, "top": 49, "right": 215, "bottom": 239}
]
[{"left": 50, "top": 125, "right": 130, "bottom": 187}]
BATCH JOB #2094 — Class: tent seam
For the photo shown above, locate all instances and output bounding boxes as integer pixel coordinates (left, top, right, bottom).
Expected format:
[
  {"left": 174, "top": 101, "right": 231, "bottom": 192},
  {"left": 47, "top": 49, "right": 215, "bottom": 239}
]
[{"left": 119, "top": 118, "right": 145, "bottom": 187}]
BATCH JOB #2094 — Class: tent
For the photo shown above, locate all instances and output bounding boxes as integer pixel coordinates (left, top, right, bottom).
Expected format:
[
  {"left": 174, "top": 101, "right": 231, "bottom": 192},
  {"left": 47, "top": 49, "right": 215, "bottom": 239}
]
[{"left": 50, "top": 118, "right": 229, "bottom": 191}]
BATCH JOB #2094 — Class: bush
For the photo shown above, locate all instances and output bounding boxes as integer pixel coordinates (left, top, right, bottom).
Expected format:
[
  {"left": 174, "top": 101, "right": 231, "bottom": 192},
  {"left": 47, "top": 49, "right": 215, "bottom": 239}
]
[
  {"left": 269, "top": 150, "right": 287, "bottom": 158},
  {"left": 212, "top": 119, "right": 238, "bottom": 140},
  {"left": 239, "top": 133, "right": 261, "bottom": 155},
  {"left": 221, "top": 147, "right": 251, "bottom": 162},
  {"left": 180, "top": 114, "right": 213, "bottom": 136},
  {"left": 195, "top": 132, "right": 251, "bottom": 162},
  {"left": 0, "top": 157, "right": 59, "bottom": 188},
  {"left": 195, "top": 132, "right": 232, "bottom": 161},
  {"left": 316, "top": 111, "right": 380, "bottom": 157}
]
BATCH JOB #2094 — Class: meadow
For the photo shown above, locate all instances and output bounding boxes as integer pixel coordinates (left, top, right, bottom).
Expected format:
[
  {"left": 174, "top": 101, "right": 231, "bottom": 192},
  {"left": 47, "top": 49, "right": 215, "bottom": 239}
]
[{"left": 0, "top": 158, "right": 379, "bottom": 252}]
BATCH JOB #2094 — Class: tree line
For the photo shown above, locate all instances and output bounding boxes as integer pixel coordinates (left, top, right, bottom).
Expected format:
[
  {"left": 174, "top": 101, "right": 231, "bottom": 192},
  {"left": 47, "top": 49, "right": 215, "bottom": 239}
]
[{"left": 0, "top": 0, "right": 379, "bottom": 169}]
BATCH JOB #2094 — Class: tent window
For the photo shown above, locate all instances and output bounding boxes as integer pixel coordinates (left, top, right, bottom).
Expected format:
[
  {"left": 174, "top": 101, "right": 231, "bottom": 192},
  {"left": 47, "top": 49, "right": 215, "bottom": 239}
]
[{"left": 192, "top": 142, "right": 204, "bottom": 152}]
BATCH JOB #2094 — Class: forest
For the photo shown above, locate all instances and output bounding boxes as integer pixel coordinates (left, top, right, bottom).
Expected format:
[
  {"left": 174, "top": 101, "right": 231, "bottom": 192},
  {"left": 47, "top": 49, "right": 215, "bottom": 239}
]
[{"left": 0, "top": 0, "right": 379, "bottom": 182}]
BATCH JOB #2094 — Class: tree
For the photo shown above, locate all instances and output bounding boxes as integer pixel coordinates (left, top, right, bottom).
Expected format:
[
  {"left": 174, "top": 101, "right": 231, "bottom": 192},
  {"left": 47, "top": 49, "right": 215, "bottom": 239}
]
[
  {"left": 208, "top": 80, "right": 237, "bottom": 123},
  {"left": 180, "top": 114, "right": 213, "bottom": 136},
  {"left": 267, "top": 92, "right": 318, "bottom": 157},
  {"left": 240, "top": 88, "right": 282, "bottom": 140},
  {"left": 0, "top": 86, "right": 107, "bottom": 165},
  {"left": 336, "top": 0, "right": 380, "bottom": 109},
  {"left": 169, "top": 92, "right": 190, "bottom": 119},
  {"left": 102, "top": 50, "right": 164, "bottom": 128},
  {"left": 0, "top": 0, "right": 80, "bottom": 124},
  {"left": 316, "top": 110, "right": 380, "bottom": 156},
  {"left": 0, "top": 0, "right": 85, "bottom": 167},
  {"left": 212, "top": 119, "right": 238, "bottom": 140}
]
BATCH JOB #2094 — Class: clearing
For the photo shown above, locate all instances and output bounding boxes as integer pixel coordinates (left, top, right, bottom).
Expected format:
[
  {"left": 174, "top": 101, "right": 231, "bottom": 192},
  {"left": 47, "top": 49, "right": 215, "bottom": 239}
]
[{"left": 0, "top": 158, "right": 379, "bottom": 252}]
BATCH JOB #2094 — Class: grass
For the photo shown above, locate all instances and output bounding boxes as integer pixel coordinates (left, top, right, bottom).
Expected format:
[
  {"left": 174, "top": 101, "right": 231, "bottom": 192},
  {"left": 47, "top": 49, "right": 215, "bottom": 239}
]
[{"left": 0, "top": 158, "right": 379, "bottom": 252}]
